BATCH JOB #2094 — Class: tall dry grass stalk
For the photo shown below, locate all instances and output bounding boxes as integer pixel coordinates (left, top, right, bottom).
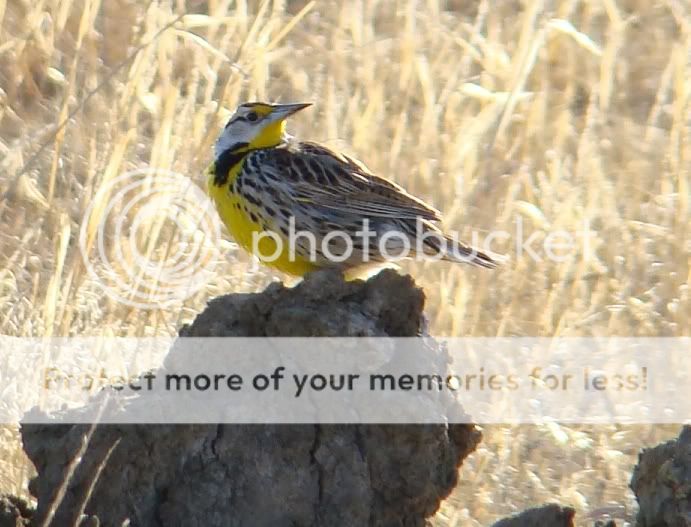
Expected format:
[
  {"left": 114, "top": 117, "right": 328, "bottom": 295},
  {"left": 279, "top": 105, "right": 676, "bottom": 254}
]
[{"left": 0, "top": 0, "right": 688, "bottom": 523}]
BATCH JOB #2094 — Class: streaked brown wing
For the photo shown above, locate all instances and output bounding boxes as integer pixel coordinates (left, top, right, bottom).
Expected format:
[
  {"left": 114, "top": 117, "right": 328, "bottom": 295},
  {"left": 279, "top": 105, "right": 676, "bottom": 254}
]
[{"left": 274, "top": 141, "right": 442, "bottom": 221}]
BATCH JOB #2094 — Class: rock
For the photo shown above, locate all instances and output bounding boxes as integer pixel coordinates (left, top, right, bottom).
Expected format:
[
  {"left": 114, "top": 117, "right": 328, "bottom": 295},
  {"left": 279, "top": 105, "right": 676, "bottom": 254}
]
[
  {"left": 22, "top": 270, "right": 481, "bottom": 526},
  {"left": 179, "top": 268, "right": 426, "bottom": 337},
  {"left": 630, "top": 425, "right": 691, "bottom": 527},
  {"left": 490, "top": 503, "right": 576, "bottom": 527}
]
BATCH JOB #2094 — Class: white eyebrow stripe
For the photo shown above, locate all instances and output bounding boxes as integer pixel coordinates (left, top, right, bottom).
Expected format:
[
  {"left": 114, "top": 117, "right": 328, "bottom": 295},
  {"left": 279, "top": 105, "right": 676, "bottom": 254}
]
[{"left": 225, "top": 115, "right": 247, "bottom": 128}]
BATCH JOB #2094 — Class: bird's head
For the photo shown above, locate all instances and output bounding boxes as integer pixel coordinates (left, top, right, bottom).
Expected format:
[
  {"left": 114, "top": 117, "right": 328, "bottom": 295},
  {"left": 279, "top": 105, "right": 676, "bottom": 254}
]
[{"left": 214, "top": 101, "right": 312, "bottom": 158}]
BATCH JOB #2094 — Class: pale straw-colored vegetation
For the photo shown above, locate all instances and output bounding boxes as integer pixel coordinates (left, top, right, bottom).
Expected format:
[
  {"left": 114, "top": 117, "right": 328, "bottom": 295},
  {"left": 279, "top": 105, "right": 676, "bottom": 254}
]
[{"left": 0, "top": 0, "right": 688, "bottom": 524}]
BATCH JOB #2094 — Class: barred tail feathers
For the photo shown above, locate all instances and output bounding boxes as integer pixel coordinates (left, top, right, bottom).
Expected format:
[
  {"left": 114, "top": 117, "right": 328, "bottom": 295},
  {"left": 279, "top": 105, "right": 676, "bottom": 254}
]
[
  {"left": 414, "top": 220, "right": 504, "bottom": 269},
  {"left": 441, "top": 235, "right": 503, "bottom": 269}
]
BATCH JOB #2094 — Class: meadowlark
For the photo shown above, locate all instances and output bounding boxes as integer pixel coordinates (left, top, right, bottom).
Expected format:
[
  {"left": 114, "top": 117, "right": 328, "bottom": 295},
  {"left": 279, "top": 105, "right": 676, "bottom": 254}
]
[{"left": 206, "top": 102, "right": 500, "bottom": 276}]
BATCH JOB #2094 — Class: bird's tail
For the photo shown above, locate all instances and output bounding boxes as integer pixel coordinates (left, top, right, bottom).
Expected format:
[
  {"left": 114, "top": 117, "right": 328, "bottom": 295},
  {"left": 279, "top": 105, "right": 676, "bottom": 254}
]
[
  {"left": 442, "top": 237, "right": 504, "bottom": 268},
  {"left": 411, "top": 219, "right": 505, "bottom": 269}
]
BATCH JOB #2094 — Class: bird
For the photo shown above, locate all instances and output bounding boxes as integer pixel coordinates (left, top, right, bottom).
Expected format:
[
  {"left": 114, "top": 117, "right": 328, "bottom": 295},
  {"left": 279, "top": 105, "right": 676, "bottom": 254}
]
[{"left": 205, "top": 101, "right": 501, "bottom": 277}]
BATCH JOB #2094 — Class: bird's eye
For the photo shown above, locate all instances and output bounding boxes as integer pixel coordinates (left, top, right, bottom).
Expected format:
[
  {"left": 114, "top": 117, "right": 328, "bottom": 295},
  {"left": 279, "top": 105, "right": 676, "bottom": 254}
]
[{"left": 247, "top": 112, "right": 259, "bottom": 122}]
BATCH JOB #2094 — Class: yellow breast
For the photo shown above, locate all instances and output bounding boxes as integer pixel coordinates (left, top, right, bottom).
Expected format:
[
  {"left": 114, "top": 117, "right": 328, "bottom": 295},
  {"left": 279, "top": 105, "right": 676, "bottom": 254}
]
[{"left": 206, "top": 159, "right": 319, "bottom": 276}]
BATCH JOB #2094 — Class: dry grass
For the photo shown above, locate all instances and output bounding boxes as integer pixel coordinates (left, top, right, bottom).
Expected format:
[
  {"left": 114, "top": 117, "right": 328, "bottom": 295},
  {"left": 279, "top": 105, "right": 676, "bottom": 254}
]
[{"left": 0, "top": 0, "right": 688, "bottom": 524}]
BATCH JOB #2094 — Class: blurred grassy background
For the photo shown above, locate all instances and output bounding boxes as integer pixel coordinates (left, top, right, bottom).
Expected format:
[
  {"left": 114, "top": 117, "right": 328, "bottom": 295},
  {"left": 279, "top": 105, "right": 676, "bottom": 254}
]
[{"left": 0, "top": 0, "right": 688, "bottom": 524}]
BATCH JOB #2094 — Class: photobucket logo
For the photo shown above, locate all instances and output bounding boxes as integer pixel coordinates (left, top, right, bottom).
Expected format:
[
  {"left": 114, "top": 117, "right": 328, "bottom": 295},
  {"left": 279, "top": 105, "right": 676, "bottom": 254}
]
[
  {"left": 249, "top": 216, "right": 594, "bottom": 267},
  {"left": 250, "top": 217, "right": 500, "bottom": 267},
  {"left": 79, "top": 169, "right": 222, "bottom": 309}
]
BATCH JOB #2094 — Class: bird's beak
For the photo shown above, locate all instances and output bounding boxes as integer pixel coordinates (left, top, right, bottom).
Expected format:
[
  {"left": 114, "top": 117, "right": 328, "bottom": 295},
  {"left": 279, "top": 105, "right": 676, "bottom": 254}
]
[{"left": 268, "top": 102, "right": 312, "bottom": 122}]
